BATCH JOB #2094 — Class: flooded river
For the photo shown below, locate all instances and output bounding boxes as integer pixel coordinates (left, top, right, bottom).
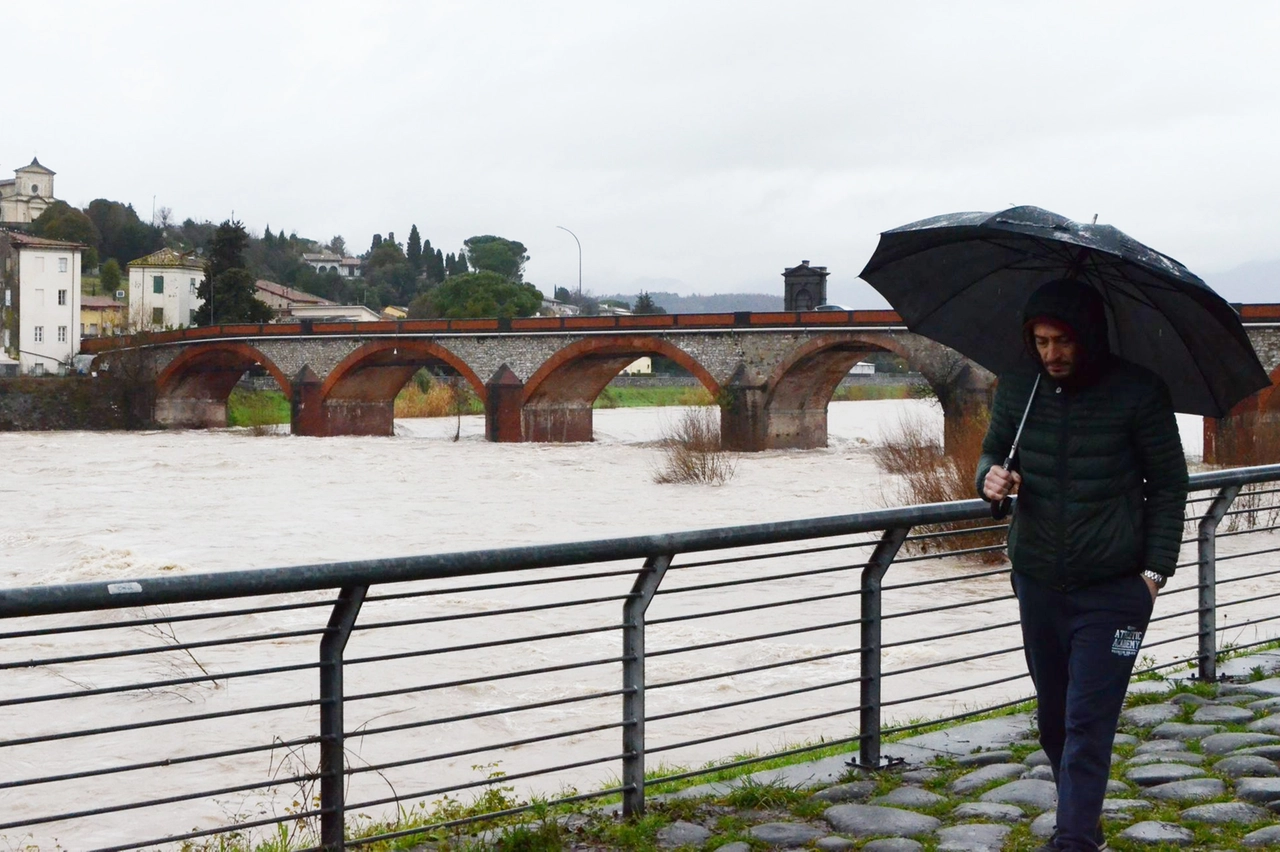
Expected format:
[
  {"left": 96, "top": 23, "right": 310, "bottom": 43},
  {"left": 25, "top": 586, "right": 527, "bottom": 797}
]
[{"left": 3, "top": 402, "right": 1263, "bottom": 849}]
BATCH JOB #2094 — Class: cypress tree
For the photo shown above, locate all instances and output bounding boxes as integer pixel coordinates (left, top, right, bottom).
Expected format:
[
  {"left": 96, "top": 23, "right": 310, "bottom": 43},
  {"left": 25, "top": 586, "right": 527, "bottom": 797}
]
[{"left": 407, "top": 225, "right": 423, "bottom": 272}]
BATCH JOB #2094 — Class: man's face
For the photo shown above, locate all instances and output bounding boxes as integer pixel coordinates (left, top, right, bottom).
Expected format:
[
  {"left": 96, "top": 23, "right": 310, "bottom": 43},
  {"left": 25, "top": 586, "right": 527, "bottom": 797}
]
[{"left": 1032, "top": 322, "right": 1077, "bottom": 379}]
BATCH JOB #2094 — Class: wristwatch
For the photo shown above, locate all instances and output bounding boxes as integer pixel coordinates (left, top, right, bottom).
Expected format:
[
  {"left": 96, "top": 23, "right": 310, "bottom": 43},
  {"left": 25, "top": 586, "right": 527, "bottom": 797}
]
[{"left": 1141, "top": 569, "right": 1168, "bottom": 589}]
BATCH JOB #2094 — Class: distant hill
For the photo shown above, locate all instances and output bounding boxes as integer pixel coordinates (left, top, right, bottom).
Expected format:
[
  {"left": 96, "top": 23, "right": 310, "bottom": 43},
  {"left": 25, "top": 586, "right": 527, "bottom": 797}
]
[
  {"left": 602, "top": 291, "right": 785, "bottom": 313},
  {"left": 1203, "top": 259, "right": 1280, "bottom": 304}
]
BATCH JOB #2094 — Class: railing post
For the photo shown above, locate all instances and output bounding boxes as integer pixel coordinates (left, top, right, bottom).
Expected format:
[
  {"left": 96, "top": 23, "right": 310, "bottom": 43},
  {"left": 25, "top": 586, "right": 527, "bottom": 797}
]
[
  {"left": 320, "top": 584, "right": 368, "bottom": 851},
  {"left": 858, "top": 526, "right": 910, "bottom": 769},
  {"left": 621, "top": 554, "right": 672, "bottom": 818},
  {"left": 1197, "top": 486, "right": 1238, "bottom": 682}
]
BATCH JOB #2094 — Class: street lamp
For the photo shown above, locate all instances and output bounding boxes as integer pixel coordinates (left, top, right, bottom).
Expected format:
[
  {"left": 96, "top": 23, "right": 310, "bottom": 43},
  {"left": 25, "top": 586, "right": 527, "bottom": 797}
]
[{"left": 556, "top": 225, "right": 582, "bottom": 298}]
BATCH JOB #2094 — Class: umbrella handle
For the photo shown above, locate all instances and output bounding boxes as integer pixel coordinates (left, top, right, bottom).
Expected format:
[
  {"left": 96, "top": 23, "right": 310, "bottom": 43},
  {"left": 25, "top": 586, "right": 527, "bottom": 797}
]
[
  {"left": 992, "top": 496, "right": 1012, "bottom": 520},
  {"left": 991, "top": 452, "right": 1017, "bottom": 520}
]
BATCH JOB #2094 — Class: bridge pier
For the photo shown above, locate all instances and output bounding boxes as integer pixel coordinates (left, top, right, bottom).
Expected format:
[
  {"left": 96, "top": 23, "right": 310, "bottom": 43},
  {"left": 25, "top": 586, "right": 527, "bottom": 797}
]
[
  {"left": 155, "top": 396, "right": 228, "bottom": 429},
  {"left": 522, "top": 402, "right": 594, "bottom": 443},
  {"left": 486, "top": 365, "right": 524, "bottom": 442},
  {"left": 1204, "top": 391, "right": 1279, "bottom": 466},
  {"left": 720, "top": 367, "right": 768, "bottom": 452}
]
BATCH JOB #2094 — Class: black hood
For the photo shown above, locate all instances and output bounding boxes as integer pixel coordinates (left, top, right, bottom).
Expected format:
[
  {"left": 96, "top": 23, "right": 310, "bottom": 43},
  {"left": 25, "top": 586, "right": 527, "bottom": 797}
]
[{"left": 1022, "top": 279, "right": 1111, "bottom": 385}]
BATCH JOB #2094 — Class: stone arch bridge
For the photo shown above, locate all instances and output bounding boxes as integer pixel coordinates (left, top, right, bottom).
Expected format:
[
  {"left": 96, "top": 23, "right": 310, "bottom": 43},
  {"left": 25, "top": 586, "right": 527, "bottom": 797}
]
[
  {"left": 85, "top": 311, "right": 991, "bottom": 451},
  {"left": 83, "top": 307, "right": 1280, "bottom": 456}
]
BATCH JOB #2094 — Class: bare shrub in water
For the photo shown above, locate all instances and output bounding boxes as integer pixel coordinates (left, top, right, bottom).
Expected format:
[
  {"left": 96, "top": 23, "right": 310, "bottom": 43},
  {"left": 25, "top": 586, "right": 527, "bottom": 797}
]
[
  {"left": 654, "top": 407, "right": 736, "bottom": 485},
  {"left": 873, "top": 409, "right": 1007, "bottom": 562}
]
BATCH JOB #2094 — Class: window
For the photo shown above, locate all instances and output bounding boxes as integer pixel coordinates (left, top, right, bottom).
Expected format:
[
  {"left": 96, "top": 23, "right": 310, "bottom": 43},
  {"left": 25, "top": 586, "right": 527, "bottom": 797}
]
[
  {"left": 34, "top": 326, "right": 43, "bottom": 343},
  {"left": 57, "top": 326, "right": 67, "bottom": 343},
  {"left": 58, "top": 257, "right": 68, "bottom": 273},
  {"left": 31, "top": 183, "right": 39, "bottom": 195},
  {"left": 190, "top": 277, "right": 197, "bottom": 293},
  {"left": 189, "top": 309, "right": 197, "bottom": 325},
  {"left": 57, "top": 289, "right": 67, "bottom": 305},
  {"left": 152, "top": 307, "right": 165, "bottom": 326},
  {"left": 153, "top": 275, "right": 164, "bottom": 294}
]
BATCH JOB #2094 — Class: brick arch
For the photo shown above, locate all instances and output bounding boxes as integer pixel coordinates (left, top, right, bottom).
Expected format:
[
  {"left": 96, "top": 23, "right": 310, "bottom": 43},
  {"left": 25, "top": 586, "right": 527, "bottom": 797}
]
[
  {"left": 156, "top": 342, "right": 292, "bottom": 401},
  {"left": 319, "top": 339, "right": 486, "bottom": 404},
  {"left": 764, "top": 333, "right": 917, "bottom": 411},
  {"left": 521, "top": 335, "right": 721, "bottom": 405}
]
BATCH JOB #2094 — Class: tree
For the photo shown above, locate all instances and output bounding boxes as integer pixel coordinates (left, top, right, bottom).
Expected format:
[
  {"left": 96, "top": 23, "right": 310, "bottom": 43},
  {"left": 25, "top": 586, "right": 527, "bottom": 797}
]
[
  {"left": 194, "top": 220, "right": 272, "bottom": 325},
  {"left": 431, "top": 248, "right": 445, "bottom": 282},
  {"left": 328, "top": 235, "right": 347, "bottom": 256},
  {"left": 554, "top": 286, "right": 573, "bottom": 303},
  {"left": 426, "top": 270, "right": 544, "bottom": 319},
  {"left": 463, "top": 236, "right": 524, "bottom": 280},
  {"left": 633, "top": 291, "right": 665, "bottom": 314},
  {"left": 406, "top": 225, "right": 423, "bottom": 272},
  {"left": 85, "top": 199, "right": 164, "bottom": 265},
  {"left": 370, "top": 234, "right": 383, "bottom": 252},
  {"left": 100, "top": 259, "right": 122, "bottom": 295}
]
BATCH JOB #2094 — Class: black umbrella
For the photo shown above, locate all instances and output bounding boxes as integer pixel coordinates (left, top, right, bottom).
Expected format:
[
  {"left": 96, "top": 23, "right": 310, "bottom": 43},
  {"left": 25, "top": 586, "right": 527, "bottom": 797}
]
[{"left": 858, "top": 205, "right": 1270, "bottom": 418}]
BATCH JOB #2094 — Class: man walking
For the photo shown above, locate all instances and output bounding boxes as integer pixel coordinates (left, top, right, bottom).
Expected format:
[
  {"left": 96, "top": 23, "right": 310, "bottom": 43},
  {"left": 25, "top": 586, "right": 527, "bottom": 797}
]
[{"left": 976, "top": 279, "right": 1189, "bottom": 852}]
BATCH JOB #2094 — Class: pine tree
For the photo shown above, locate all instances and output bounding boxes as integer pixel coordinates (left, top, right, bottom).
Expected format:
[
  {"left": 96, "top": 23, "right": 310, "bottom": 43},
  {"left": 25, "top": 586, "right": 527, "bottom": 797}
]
[
  {"left": 407, "top": 225, "right": 423, "bottom": 272},
  {"left": 194, "top": 220, "right": 272, "bottom": 325}
]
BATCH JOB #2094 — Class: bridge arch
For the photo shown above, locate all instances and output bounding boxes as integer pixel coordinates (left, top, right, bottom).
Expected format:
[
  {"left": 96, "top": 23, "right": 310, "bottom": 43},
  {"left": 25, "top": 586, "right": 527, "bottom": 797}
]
[
  {"left": 520, "top": 335, "right": 721, "bottom": 442},
  {"left": 152, "top": 342, "right": 291, "bottom": 429},
  {"left": 316, "top": 339, "right": 487, "bottom": 436},
  {"left": 761, "top": 334, "right": 923, "bottom": 449}
]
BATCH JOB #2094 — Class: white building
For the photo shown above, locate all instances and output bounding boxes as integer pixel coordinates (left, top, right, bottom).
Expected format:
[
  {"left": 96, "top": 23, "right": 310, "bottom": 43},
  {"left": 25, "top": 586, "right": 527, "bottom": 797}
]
[
  {"left": 0, "top": 231, "right": 84, "bottom": 374},
  {"left": 301, "top": 251, "right": 361, "bottom": 278},
  {"left": 127, "top": 247, "right": 205, "bottom": 330},
  {"left": 0, "top": 158, "right": 58, "bottom": 225}
]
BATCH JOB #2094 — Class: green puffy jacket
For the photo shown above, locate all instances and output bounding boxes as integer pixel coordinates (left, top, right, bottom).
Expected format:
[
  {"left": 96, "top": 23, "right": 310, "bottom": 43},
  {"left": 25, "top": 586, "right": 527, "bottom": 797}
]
[{"left": 976, "top": 361, "right": 1189, "bottom": 590}]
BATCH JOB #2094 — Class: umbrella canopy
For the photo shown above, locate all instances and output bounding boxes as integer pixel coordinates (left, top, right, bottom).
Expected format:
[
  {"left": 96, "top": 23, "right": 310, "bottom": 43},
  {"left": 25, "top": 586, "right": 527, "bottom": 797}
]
[{"left": 859, "top": 206, "right": 1270, "bottom": 417}]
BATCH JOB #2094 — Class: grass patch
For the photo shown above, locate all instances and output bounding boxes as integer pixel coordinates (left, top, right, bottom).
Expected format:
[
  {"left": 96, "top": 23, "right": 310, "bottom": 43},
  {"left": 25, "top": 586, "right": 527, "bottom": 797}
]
[
  {"left": 831, "top": 382, "right": 925, "bottom": 402},
  {"left": 226, "top": 388, "right": 289, "bottom": 430},
  {"left": 394, "top": 373, "right": 483, "bottom": 418},
  {"left": 595, "top": 385, "right": 714, "bottom": 408}
]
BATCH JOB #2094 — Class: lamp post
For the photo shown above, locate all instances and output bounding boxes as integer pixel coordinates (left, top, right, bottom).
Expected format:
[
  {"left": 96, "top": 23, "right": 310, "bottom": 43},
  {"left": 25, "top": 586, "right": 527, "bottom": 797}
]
[{"left": 556, "top": 225, "right": 582, "bottom": 298}]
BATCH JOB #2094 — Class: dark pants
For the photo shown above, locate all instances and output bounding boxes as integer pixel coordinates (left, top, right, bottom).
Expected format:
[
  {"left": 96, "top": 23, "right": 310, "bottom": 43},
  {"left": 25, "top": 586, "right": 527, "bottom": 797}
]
[{"left": 1013, "top": 571, "right": 1154, "bottom": 852}]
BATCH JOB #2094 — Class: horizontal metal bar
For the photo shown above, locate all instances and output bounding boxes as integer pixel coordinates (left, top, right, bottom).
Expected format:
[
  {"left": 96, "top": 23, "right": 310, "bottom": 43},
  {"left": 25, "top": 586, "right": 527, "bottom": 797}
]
[
  {"left": 346, "top": 655, "right": 625, "bottom": 703},
  {"left": 1216, "top": 522, "right": 1280, "bottom": 539},
  {"left": 0, "top": 625, "right": 326, "bottom": 670},
  {"left": 881, "top": 593, "right": 1017, "bottom": 621},
  {"left": 347, "top": 720, "right": 626, "bottom": 778},
  {"left": 889, "top": 542, "right": 1010, "bottom": 564},
  {"left": 904, "top": 522, "right": 1009, "bottom": 543},
  {"left": 646, "top": 732, "right": 865, "bottom": 788},
  {"left": 648, "top": 704, "right": 860, "bottom": 756},
  {"left": 650, "top": 647, "right": 863, "bottom": 690},
  {"left": 654, "top": 560, "right": 870, "bottom": 596},
  {"left": 881, "top": 619, "right": 1022, "bottom": 650},
  {"left": 1217, "top": 591, "right": 1280, "bottom": 612},
  {"left": 0, "top": 696, "right": 319, "bottom": 750},
  {"left": 348, "top": 688, "right": 629, "bottom": 739},
  {"left": 1214, "top": 544, "right": 1280, "bottom": 564},
  {"left": 881, "top": 645, "right": 1023, "bottom": 678},
  {"left": 1140, "top": 631, "right": 1201, "bottom": 650},
  {"left": 0, "top": 659, "right": 319, "bottom": 708},
  {"left": 0, "top": 596, "right": 334, "bottom": 641},
  {"left": 351, "top": 593, "right": 630, "bottom": 631},
  {"left": 881, "top": 693, "right": 1037, "bottom": 736},
  {"left": 1214, "top": 612, "right": 1280, "bottom": 632},
  {"left": 0, "top": 769, "right": 320, "bottom": 831},
  {"left": 645, "top": 616, "right": 864, "bottom": 659},
  {"left": 671, "top": 537, "right": 882, "bottom": 571},
  {"left": 346, "top": 752, "right": 628, "bottom": 812},
  {"left": 1216, "top": 635, "right": 1280, "bottom": 656},
  {"left": 1, "top": 733, "right": 321, "bottom": 791},
  {"left": 345, "top": 622, "right": 622, "bottom": 668},
  {"left": 362, "top": 565, "right": 640, "bottom": 601},
  {"left": 648, "top": 587, "right": 861, "bottom": 624},
  {"left": 647, "top": 677, "right": 867, "bottom": 723},
  {"left": 92, "top": 808, "right": 326, "bottom": 852},
  {"left": 880, "top": 566, "right": 1010, "bottom": 592},
  {"left": 881, "top": 672, "right": 1029, "bottom": 708}
]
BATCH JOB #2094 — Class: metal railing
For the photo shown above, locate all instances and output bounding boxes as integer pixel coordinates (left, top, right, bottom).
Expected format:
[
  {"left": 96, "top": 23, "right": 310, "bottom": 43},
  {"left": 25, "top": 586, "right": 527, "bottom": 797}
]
[{"left": 1, "top": 464, "right": 1278, "bottom": 851}]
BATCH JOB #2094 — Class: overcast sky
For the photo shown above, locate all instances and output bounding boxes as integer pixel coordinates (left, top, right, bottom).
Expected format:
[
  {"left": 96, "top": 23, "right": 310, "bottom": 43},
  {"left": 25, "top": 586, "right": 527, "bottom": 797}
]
[{"left": 8, "top": 2, "right": 1280, "bottom": 304}]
